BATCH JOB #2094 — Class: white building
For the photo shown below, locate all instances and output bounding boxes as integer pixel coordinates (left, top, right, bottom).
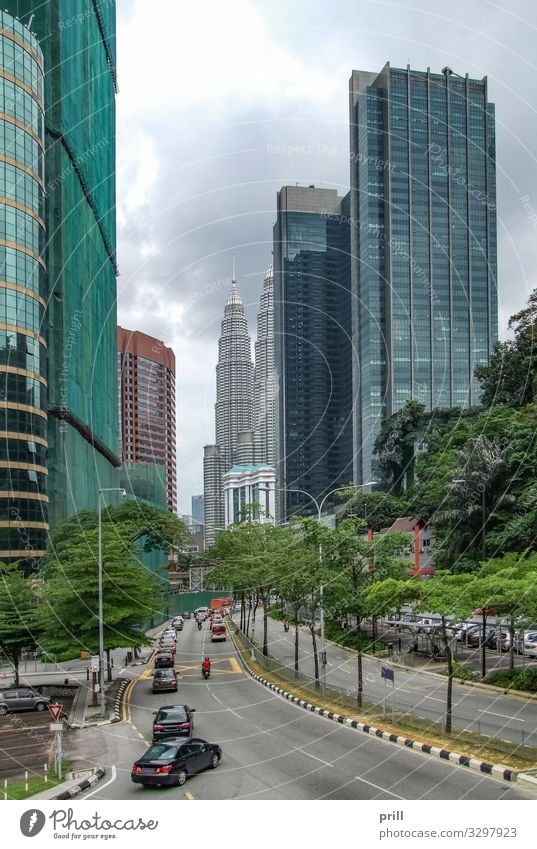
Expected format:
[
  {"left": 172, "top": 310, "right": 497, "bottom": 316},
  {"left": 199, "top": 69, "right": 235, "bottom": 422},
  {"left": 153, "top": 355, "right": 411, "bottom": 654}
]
[{"left": 223, "top": 464, "right": 276, "bottom": 526}]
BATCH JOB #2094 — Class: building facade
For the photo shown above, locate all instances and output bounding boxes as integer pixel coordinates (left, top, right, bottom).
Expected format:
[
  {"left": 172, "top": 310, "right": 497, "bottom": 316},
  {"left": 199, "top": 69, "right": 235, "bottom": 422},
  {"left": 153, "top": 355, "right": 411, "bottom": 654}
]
[
  {"left": 254, "top": 261, "right": 275, "bottom": 466},
  {"left": 191, "top": 494, "right": 204, "bottom": 526},
  {"left": 0, "top": 12, "right": 47, "bottom": 566},
  {"left": 118, "top": 327, "right": 177, "bottom": 513},
  {"left": 6, "top": 0, "right": 120, "bottom": 526},
  {"left": 273, "top": 185, "right": 353, "bottom": 521},
  {"left": 223, "top": 464, "right": 276, "bottom": 526},
  {"left": 349, "top": 64, "right": 498, "bottom": 484}
]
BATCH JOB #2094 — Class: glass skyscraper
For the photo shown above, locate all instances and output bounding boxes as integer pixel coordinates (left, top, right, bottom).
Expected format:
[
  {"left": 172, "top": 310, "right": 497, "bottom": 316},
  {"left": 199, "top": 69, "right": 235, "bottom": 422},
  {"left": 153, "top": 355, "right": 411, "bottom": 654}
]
[
  {"left": 349, "top": 64, "right": 498, "bottom": 484},
  {"left": 273, "top": 186, "right": 353, "bottom": 521}
]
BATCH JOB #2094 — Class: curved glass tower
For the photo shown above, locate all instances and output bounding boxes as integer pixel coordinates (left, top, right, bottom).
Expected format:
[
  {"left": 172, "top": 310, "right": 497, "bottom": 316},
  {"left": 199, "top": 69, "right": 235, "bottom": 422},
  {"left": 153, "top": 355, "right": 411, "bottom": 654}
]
[{"left": 0, "top": 11, "right": 47, "bottom": 566}]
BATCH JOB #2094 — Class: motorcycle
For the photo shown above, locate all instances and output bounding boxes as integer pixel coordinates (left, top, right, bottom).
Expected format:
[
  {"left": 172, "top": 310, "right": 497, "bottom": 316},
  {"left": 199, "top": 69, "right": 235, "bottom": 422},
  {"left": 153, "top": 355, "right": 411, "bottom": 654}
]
[
  {"left": 197, "top": 621, "right": 202, "bottom": 631},
  {"left": 202, "top": 667, "right": 211, "bottom": 680},
  {"left": 283, "top": 621, "right": 289, "bottom": 633}
]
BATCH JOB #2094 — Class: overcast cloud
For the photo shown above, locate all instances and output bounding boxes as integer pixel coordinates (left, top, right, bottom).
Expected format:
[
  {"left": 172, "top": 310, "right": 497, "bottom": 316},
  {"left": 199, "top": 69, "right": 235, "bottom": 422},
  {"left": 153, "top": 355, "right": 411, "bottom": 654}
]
[{"left": 115, "top": 0, "right": 537, "bottom": 515}]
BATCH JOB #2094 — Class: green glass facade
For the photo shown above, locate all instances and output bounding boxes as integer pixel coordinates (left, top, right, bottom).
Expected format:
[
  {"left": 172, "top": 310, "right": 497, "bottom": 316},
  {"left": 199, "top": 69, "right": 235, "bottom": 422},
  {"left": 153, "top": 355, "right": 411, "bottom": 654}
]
[
  {"left": 6, "top": 1, "right": 119, "bottom": 525},
  {"left": 0, "top": 11, "right": 47, "bottom": 564},
  {"left": 349, "top": 64, "right": 498, "bottom": 484},
  {"left": 273, "top": 186, "right": 353, "bottom": 520}
]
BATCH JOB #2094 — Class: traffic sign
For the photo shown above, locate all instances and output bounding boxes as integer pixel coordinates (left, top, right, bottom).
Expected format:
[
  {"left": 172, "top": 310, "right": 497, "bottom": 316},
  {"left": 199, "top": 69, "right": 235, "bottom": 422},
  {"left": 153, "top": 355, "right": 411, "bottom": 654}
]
[
  {"left": 380, "top": 665, "right": 394, "bottom": 682},
  {"left": 47, "top": 703, "right": 63, "bottom": 721},
  {"left": 49, "top": 722, "right": 63, "bottom": 732}
]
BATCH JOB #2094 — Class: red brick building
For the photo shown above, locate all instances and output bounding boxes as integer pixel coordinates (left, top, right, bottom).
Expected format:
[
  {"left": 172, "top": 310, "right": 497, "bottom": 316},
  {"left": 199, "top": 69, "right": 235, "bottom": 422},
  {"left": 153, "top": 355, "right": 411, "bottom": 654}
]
[{"left": 117, "top": 327, "right": 177, "bottom": 512}]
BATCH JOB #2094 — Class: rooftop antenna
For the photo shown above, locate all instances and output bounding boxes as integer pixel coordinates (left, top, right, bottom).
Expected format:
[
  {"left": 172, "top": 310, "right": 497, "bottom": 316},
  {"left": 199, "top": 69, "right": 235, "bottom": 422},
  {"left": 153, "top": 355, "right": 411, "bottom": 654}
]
[{"left": 232, "top": 254, "right": 236, "bottom": 283}]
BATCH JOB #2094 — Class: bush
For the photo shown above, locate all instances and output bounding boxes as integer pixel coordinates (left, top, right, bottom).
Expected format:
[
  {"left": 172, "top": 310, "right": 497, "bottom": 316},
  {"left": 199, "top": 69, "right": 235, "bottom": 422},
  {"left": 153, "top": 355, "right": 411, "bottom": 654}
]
[
  {"left": 450, "top": 661, "right": 479, "bottom": 682},
  {"left": 487, "top": 667, "right": 537, "bottom": 692}
]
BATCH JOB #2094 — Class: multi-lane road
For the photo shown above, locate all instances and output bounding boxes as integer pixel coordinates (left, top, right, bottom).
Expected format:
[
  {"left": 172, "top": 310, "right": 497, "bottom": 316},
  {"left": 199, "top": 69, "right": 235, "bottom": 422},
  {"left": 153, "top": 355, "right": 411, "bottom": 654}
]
[{"left": 74, "top": 618, "right": 534, "bottom": 801}]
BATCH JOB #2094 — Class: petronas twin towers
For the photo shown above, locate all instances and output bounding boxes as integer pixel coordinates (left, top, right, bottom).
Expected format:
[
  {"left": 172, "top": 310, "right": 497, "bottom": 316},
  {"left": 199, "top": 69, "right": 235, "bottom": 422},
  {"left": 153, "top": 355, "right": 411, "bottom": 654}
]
[{"left": 203, "top": 263, "right": 274, "bottom": 546}]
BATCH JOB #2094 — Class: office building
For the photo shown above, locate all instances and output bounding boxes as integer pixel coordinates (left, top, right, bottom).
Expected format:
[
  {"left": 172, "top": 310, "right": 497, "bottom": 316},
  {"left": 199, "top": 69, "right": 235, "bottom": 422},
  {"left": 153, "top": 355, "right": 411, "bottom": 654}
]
[
  {"left": 6, "top": 0, "right": 120, "bottom": 526},
  {"left": 273, "top": 186, "right": 353, "bottom": 521},
  {"left": 191, "top": 494, "right": 204, "bottom": 526},
  {"left": 118, "top": 327, "right": 177, "bottom": 513},
  {"left": 254, "top": 261, "right": 275, "bottom": 466},
  {"left": 349, "top": 64, "right": 498, "bottom": 484},
  {"left": 223, "top": 463, "right": 276, "bottom": 525},
  {"left": 0, "top": 12, "right": 47, "bottom": 566}
]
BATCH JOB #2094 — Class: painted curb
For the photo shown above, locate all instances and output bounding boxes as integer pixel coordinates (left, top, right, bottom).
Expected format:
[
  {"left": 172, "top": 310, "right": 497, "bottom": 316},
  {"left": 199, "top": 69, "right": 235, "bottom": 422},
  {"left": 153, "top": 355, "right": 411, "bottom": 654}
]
[
  {"left": 53, "top": 767, "right": 106, "bottom": 800},
  {"left": 112, "top": 678, "right": 129, "bottom": 722},
  {"left": 236, "top": 646, "right": 517, "bottom": 785}
]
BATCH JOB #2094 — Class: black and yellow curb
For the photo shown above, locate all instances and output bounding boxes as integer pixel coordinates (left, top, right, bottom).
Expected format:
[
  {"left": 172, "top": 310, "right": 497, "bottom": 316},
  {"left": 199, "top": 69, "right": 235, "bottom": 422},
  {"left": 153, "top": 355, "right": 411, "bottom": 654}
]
[{"left": 53, "top": 767, "right": 106, "bottom": 800}]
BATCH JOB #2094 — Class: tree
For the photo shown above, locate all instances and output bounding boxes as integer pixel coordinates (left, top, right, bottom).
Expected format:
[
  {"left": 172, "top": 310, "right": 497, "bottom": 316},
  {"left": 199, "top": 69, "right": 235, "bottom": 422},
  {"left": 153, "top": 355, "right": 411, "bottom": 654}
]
[
  {"left": 40, "top": 526, "right": 161, "bottom": 661},
  {"left": 374, "top": 400, "right": 427, "bottom": 493},
  {"left": 339, "top": 491, "right": 410, "bottom": 531},
  {"left": 0, "top": 563, "right": 42, "bottom": 686}
]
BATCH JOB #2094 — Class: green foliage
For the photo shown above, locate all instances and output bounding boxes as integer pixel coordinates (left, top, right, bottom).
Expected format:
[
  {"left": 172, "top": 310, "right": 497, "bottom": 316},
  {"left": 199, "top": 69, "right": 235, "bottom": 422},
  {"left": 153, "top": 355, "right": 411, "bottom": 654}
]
[
  {"left": 487, "top": 668, "right": 537, "bottom": 692},
  {"left": 0, "top": 563, "right": 41, "bottom": 684},
  {"left": 339, "top": 491, "right": 410, "bottom": 531},
  {"left": 374, "top": 400, "right": 427, "bottom": 493}
]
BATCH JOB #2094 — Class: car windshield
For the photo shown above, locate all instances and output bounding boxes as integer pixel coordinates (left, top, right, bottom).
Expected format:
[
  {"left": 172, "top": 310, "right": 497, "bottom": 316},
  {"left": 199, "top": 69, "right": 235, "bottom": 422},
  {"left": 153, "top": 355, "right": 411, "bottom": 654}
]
[
  {"left": 143, "top": 744, "right": 178, "bottom": 761},
  {"left": 157, "top": 707, "right": 188, "bottom": 721},
  {"left": 154, "top": 670, "right": 174, "bottom": 678}
]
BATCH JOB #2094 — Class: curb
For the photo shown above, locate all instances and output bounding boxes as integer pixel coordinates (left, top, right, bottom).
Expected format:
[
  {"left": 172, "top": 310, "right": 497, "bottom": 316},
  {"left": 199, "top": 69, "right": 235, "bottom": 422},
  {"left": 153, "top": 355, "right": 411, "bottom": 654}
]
[
  {"left": 236, "top": 645, "right": 517, "bottom": 785},
  {"left": 112, "top": 678, "right": 130, "bottom": 722},
  {"left": 53, "top": 767, "right": 106, "bottom": 800}
]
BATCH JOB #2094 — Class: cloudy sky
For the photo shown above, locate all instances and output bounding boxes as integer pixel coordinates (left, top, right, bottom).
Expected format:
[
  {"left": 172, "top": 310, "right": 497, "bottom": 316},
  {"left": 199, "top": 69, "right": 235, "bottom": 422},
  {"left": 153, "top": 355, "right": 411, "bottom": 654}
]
[{"left": 115, "top": 0, "right": 537, "bottom": 515}]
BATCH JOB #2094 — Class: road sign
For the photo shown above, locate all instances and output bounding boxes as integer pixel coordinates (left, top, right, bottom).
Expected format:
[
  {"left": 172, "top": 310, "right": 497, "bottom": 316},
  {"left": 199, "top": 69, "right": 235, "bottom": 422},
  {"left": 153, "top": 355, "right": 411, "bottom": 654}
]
[
  {"left": 49, "top": 722, "right": 63, "bottom": 732},
  {"left": 90, "top": 655, "right": 99, "bottom": 672},
  {"left": 380, "top": 665, "right": 394, "bottom": 682},
  {"left": 47, "top": 703, "right": 63, "bottom": 721}
]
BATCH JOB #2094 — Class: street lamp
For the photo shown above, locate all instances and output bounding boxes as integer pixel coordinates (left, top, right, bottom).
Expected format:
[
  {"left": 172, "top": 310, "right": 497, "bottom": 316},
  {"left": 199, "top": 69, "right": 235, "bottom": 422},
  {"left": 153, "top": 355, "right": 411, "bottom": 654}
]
[
  {"left": 97, "top": 487, "right": 126, "bottom": 718},
  {"left": 285, "top": 481, "right": 378, "bottom": 695}
]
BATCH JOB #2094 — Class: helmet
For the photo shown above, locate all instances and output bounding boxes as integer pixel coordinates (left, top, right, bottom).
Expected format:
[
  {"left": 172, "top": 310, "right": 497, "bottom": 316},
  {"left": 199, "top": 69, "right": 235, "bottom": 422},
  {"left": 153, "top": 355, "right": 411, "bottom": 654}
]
[{"left": 205, "top": 656, "right": 210, "bottom": 661}]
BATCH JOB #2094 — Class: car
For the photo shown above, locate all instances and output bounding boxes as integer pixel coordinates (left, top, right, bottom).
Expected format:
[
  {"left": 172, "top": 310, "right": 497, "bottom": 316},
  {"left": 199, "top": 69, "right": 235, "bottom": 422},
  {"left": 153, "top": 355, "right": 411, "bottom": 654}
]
[
  {"left": 455, "top": 623, "right": 480, "bottom": 642},
  {"left": 152, "top": 669, "right": 178, "bottom": 693},
  {"left": 493, "top": 630, "right": 511, "bottom": 652},
  {"left": 181, "top": 611, "right": 192, "bottom": 620},
  {"left": 0, "top": 688, "right": 51, "bottom": 715},
  {"left": 131, "top": 737, "right": 222, "bottom": 787},
  {"left": 466, "top": 627, "right": 496, "bottom": 648},
  {"left": 162, "top": 629, "right": 177, "bottom": 639},
  {"left": 194, "top": 607, "right": 209, "bottom": 620},
  {"left": 154, "top": 652, "right": 175, "bottom": 669},
  {"left": 211, "top": 623, "right": 227, "bottom": 642},
  {"left": 523, "top": 632, "right": 537, "bottom": 657},
  {"left": 171, "top": 618, "right": 184, "bottom": 631},
  {"left": 152, "top": 704, "right": 196, "bottom": 740}
]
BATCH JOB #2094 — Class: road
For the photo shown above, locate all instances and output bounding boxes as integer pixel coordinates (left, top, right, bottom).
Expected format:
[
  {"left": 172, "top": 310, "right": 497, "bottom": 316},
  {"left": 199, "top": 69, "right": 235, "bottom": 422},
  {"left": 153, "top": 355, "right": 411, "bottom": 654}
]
[
  {"left": 72, "top": 618, "right": 534, "bottom": 800},
  {"left": 255, "top": 616, "right": 537, "bottom": 748}
]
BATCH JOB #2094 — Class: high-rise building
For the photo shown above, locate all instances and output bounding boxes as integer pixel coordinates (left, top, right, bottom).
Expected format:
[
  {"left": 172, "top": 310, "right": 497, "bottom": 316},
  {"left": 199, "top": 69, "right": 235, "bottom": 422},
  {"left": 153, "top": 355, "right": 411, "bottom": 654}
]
[
  {"left": 191, "top": 494, "right": 204, "bottom": 526},
  {"left": 349, "top": 64, "right": 498, "bottom": 484},
  {"left": 273, "top": 186, "right": 353, "bottom": 521},
  {"left": 118, "top": 327, "right": 177, "bottom": 513},
  {"left": 6, "top": 0, "right": 120, "bottom": 526},
  {"left": 223, "top": 463, "right": 276, "bottom": 525},
  {"left": 204, "top": 275, "right": 255, "bottom": 546},
  {"left": 254, "top": 262, "right": 275, "bottom": 466},
  {"left": 0, "top": 12, "right": 47, "bottom": 567}
]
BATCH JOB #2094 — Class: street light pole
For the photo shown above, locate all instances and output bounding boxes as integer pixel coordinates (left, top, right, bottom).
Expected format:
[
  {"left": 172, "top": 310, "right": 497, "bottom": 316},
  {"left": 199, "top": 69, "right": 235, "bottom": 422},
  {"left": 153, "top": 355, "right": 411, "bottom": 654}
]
[{"left": 97, "top": 487, "right": 126, "bottom": 718}]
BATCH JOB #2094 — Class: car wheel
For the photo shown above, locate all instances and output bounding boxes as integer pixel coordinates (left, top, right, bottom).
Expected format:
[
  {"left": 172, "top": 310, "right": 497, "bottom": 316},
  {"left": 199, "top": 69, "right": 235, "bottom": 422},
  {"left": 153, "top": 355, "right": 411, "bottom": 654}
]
[
  {"left": 210, "top": 754, "right": 220, "bottom": 770},
  {"left": 0, "top": 705, "right": 7, "bottom": 715},
  {"left": 35, "top": 702, "right": 47, "bottom": 711},
  {"left": 176, "top": 769, "right": 187, "bottom": 786}
]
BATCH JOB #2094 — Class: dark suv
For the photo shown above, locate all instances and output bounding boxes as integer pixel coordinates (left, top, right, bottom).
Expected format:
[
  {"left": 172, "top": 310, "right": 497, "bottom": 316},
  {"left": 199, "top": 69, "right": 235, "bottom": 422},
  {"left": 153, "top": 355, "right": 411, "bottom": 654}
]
[{"left": 0, "top": 689, "right": 51, "bottom": 715}]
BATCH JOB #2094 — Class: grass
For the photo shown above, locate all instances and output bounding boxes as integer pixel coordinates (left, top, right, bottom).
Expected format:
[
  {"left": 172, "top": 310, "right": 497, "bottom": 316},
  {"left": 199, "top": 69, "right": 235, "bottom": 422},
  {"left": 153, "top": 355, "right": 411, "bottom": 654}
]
[
  {"left": 1, "top": 762, "right": 71, "bottom": 800},
  {"left": 232, "top": 629, "right": 537, "bottom": 770},
  {"left": 487, "top": 667, "right": 537, "bottom": 692}
]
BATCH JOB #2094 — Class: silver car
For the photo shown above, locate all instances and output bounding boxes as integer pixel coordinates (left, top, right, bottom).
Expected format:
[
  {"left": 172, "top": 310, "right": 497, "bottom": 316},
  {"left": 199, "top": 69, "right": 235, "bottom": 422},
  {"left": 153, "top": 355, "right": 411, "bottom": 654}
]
[{"left": 0, "top": 688, "right": 51, "bottom": 715}]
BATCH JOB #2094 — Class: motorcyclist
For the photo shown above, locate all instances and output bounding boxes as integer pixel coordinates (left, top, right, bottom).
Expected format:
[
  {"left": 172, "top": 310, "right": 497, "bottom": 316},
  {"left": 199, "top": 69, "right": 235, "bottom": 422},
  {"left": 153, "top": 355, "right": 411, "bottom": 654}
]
[
  {"left": 202, "top": 657, "right": 211, "bottom": 677},
  {"left": 197, "top": 619, "right": 202, "bottom": 631},
  {"left": 283, "top": 619, "right": 289, "bottom": 632}
]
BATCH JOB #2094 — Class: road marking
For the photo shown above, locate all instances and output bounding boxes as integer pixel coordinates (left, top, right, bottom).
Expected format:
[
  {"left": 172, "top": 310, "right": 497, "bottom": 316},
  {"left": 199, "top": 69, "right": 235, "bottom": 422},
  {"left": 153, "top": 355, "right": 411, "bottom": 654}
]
[
  {"left": 228, "top": 708, "right": 243, "bottom": 720},
  {"left": 354, "top": 775, "right": 405, "bottom": 799},
  {"left": 211, "top": 692, "right": 223, "bottom": 704},
  {"left": 185, "top": 791, "right": 195, "bottom": 800},
  {"left": 299, "top": 750, "right": 334, "bottom": 767},
  {"left": 477, "top": 709, "right": 525, "bottom": 722},
  {"left": 83, "top": 765, "right": 117, "bottom": 799},
  {"left": 423, "top": 696, "right": 444, "bottom": 702}
]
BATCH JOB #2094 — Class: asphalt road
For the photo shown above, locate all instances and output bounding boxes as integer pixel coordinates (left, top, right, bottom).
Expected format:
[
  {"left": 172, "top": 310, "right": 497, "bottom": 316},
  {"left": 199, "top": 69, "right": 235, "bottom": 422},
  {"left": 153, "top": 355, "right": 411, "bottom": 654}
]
[
  {"left": 72, "top": 618, "right": 535, "bottom": 801},
  {"left": 256, "top": 616, "right": 537, "bottom": 749}
]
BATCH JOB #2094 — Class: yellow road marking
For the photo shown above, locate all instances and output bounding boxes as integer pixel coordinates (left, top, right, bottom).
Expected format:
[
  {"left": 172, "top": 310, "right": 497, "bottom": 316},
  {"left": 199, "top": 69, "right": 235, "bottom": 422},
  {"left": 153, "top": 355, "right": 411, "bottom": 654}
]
[
  {"left": 185, "top": 792, "right": 195, "bottom": 800},
  {"left": 229, "top": 657, "right": 242, "bottom": 673}
]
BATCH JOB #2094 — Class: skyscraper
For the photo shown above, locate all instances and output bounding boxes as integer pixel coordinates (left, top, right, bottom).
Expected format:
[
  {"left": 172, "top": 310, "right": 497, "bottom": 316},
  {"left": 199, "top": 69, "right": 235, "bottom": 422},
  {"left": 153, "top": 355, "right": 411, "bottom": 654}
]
[
  {"left": 191, "top": 494, "right": 204, "bottom": 526},
  {"left": 273, "top": 186, "right": 353, "bottom": 521},
  {"left": 349, "top": 64, "right": 498, "bottom": 484},
  {"left": 0, "top": 12, "right": 47, "bottom": 567},
  {"left": 7, "top": 0, "right": 119, "bottom": 525},
  {"left": 204, "top": 275, "right": 254, "bottom": 546},
  {"left": 254, "top": 261, "right": 275, "bottom": 466},
  {"left": 118, "top": 327, "right": 177, "bottom": 513}
]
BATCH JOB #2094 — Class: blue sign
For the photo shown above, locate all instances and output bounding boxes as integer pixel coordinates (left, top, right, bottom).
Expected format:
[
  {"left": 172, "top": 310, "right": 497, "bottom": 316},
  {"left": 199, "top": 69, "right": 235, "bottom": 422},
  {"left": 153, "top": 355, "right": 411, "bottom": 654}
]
[{"left": 380, "top": 665, "right": 394, "bottom": 682}]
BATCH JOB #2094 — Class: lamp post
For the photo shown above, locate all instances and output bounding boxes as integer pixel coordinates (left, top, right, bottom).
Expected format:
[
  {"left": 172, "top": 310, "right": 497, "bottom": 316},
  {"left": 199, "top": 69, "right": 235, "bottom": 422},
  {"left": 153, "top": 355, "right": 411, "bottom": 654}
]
[
  {"left": 285, "top": 481, "right": 378, "bottom": 695},
  {"left": 97, "top": 487, "right": 126, "bottom": 718}
]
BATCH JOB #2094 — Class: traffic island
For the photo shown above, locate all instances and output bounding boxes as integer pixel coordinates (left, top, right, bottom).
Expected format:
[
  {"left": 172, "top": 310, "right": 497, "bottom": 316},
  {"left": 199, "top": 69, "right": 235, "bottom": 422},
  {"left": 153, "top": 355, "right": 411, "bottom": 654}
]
[{"left": 232, "top": 630, "right": 537, "bottom": 783}]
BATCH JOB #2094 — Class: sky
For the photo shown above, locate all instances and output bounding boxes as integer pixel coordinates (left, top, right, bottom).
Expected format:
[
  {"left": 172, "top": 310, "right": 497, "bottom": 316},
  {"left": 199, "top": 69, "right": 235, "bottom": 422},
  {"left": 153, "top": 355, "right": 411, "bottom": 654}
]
[{"left": 115, "top": 0, "right": 537, "bottom": 515}]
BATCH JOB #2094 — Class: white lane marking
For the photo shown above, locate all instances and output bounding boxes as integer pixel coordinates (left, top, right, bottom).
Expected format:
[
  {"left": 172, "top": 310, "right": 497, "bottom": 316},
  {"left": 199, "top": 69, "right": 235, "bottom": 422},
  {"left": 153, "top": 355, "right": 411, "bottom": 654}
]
[
  {"left": 394, "top": 688, "right": 411, "bottom": 694},
  {"left": 228, "top": 708, "right": 243, "bottom": 720},
  {"left": 477, "top": 709, "right": 525, "bottom": 722},
  {"left": 211, "top": 692, "right": 223, "bottom": 704},
  {"left": 423, "top": 696, "right": 444, "bottom": 702},
  {"left": 354, "top": 774, "right": 405, "bottom": 799},
  {"left": 83, "top": 765, "right": 117, "bottom": 799},
  {"left": 300, "top": 750, "right": 334, "bottom": 767}
]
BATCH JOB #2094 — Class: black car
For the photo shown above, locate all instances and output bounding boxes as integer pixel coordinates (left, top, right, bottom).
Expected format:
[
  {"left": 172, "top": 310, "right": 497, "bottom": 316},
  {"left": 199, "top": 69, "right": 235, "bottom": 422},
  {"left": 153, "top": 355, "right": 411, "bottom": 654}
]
[
  {"left": 152, "top": 704, "right": 195, "bottom": 740},
  {"left": 154, "top": 652, "right": 175, "bottom": 669},
  {"left": 131, "top": 737, "right": 222, "bottom": 787},
  {"left": 152, "top": 669, "right": 178, "bottom": 693}
]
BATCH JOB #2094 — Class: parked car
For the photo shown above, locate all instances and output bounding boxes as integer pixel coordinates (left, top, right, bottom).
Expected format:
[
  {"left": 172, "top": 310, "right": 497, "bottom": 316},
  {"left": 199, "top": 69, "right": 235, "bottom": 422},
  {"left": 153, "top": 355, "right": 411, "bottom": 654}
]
[
  {"left": 211, "top": 623, "right": 227, "bottom": 642},
  {"left": 131, "top": 737, "right": 222, "bottom": 787},
  {"left": 492, "top": 630, "right": 512, "bottom": 651},
  {"left": 0, "top": 689, "right": 51, "bottom": 715},
  {"left": 152, "top": 669, "right": 178, "bottom": 693},
  {"left": 455, "top": 623, "right": 480, "bottom": 642},
  {"left": 466, "top": 627, "right": 496, "bottom": 648},
  {"left": 473, "top": 608, "right": 498, "bottom": 617},
  {"left": 152, "top": 704, "right": 195, "bottom": 740},
  {"left": 523, "top": 632, "right": 537, "bottom": 658},
  {"left": 154, "top": 652, "right": 175, "bottom": 669}
]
